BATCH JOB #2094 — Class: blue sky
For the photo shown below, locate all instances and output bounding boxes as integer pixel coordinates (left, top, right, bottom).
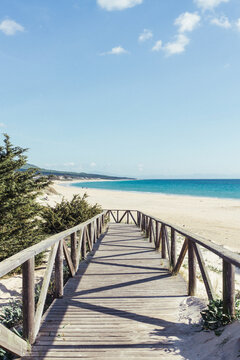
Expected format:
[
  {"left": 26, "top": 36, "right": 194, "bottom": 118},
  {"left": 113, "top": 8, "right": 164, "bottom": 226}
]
[{"left": 1, "top": 0, "right": 240, "bottom": 178}]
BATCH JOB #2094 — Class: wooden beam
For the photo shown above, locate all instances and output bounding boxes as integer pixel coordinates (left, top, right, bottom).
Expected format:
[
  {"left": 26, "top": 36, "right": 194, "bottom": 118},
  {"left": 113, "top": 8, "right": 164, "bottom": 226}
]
[
  {"left": 188, "top": 240, "right": 197, "bottom": 296},
  {"left": 0, "top": 324, "right": 29, "bottom": 357},
  {"left": 155, "top": 221, "right": 159, "bottom": 250},
  {"left": 71, "top": 232, "right": 77, "bottom": 272},
  {"left": 110, "top": 211, "right": 117, "bottom": 223},
  {"left": 55, "top": 240, "right": 63, "bottom": 299},
  {"left": 164, "top": 226, "right": 171, "bottom": 261},
  {"left": 129, "top": 211, "right": 137, "bottom": 226},
  {"left": 34, "top": 242, "right": 59, "bottom": 340},
  {"left": 63, "top": 239, "right": 75, "bottom": 277},
  {"left": 173, "top": 238, "right": 188, "bottom": 274},
  {"left": 170, "top": 228, "right": 176, "bottom": 269},
  {"left": 76, "top": 229, "right": 83, "bottom": 269},
  {"left": 223, "top": 260, "right": 235, "bottom": 316},
  {"left": 22, "top": 257, "right": 35, "bottom": 344},
  {"left": 161, "top": 225, "right": 166, "bottom": 259},
  {"left": 119, "top": 211, "right": 127, "bottom": 223},
  {"left": 192, "top": 243, "right": 214, "bottom": 300},
  {"left": 81, "top": 228, "right": 87, "bottom": 259}
]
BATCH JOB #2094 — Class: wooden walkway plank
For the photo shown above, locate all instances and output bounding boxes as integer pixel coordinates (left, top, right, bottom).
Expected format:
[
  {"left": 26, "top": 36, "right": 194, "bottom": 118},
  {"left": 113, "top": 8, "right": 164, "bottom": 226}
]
[{"left": 23, "top": 223, "right": 187, "bottom": 359}]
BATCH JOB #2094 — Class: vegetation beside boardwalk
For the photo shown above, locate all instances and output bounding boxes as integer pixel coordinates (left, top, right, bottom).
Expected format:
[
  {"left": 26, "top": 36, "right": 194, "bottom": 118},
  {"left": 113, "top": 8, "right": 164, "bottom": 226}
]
[
  {"left": 0, "top": 134, "right": 102, "bottom": 262},
  {"left": 0, "top": 134, "right": 50, "bottom": 263},
  {"left": 0, "top": 134, "right": 103, "bottom": 359}
]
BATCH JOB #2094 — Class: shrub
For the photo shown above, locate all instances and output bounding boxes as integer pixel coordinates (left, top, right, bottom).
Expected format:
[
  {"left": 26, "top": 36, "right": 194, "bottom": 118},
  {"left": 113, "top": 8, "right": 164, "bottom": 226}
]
[
  {"left": 41, "top": 193, "right": 102, "bottom": 235},
  {"left": 201, "top": 299, "right": 240, "bottom": 332},
  {"left": 0, "top": 134, "right": 50, "bottom": 262}
]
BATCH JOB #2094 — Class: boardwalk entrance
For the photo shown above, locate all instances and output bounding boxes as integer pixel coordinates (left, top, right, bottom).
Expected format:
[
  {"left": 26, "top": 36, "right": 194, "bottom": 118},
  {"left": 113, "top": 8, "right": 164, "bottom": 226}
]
[{"left": 25, "top": 223, "right": 187, "bottom": 359}]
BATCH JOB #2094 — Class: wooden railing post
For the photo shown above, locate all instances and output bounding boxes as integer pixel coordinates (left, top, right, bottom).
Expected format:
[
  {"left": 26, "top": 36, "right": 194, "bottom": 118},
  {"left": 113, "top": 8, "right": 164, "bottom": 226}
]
[
  {"left": 149, "top": 219, "right": 152, "bottom": 243},
  {"left": 223, "top": 260, "right": 235, "bottom": 316},
  {"left": 141, "top": 214, "right": 144, "bottom": 231},
  {"left": 82, "top": 228, "right": 87, "bottom": 259},
  {"left": 170, "top": 228, "right": 176, "bottom": 269},
  {"left": 22, "top": 257, "right": 35, "bottom": 344},
  {"left": 127, "top": 211, "right": 130, "bottom": 224},
  {"left": 161, "top": 225, "right": 166, "bottom": 259},
  {"left": 71, "top": 232, "right": 77, "bottom": 273},
  {"left": 93, "top": 220, "right": 96, "bottom": 244},
  {"left": 155, "top": 221, "right": 159, "bottom": 250},
  {"left": 146, "top": 217, "right": 149, "bottom": 238},
  {"left": 188, "top": 240, "right": 197, "bottom": 296},
  {"left": 55, "top": 240, "right": 63, "bottom": 298}
]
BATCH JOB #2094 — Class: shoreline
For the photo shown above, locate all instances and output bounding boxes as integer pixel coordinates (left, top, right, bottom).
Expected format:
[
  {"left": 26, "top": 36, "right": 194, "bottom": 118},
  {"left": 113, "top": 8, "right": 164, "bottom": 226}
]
[
  {"left": 50, "top": 180, "right": 240, "bottom": 252},
  {"left": 61, "top": 179, "right": 240, "bottom": 202}
]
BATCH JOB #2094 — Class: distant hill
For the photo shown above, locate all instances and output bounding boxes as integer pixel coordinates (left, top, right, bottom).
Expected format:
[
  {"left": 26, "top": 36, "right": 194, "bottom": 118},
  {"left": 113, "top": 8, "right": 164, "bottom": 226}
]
[{"left": 20, "top": 163, "right": 133, "bottom": 181}]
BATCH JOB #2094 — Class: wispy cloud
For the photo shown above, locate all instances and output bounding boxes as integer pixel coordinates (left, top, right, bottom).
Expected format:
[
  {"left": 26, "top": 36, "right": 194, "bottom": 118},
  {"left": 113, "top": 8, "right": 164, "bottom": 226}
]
[
  {"left": 164, "top": 34, "right": 190, "bottom": 56},
  {"left": 0, "top": 123, "right": 5, "bottom": 128},
  {"left": 236, "top": 18, "right": 240, "bottom": 31},
  {"left": 152, "top": 40, "right": 162, "bottom": 52},
  {"left": 194, "top": 0, "right": 229, "bottom": 11},
  {"left": 0, "top": 19, "right": 24, "bottom": 36},
  {"left": 100, "top": 46, "right": 128, "bottom": 55},
  {"left": 175, "top": 12, "right": 201, "bottom": 33},
  {"left": 138, "top": 163, "right": 144, "bottom": 172},
  {"left": 90, "top": 162, "right": 97, "bottom": 167},
  {"left": 211, "top": 16, "right": 231, "bottom": 28},
  {"left": 138, "top": 29, "right": 153, "bottom": 42},
  {"left": 97, "top": 0, "right": 143, "bottom": 11}
]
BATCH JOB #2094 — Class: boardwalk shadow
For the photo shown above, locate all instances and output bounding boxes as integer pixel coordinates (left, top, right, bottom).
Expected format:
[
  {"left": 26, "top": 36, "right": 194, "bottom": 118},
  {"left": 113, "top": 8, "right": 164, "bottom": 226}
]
[{"left": 28, "top": 225, "right": 198, "bottom": 360}]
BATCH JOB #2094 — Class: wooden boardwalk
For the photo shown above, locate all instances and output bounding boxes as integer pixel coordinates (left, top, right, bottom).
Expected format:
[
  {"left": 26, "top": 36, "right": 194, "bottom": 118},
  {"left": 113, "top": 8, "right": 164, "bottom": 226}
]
[{"left": 24, "top": 223, "right": 187, "bottom": 359}]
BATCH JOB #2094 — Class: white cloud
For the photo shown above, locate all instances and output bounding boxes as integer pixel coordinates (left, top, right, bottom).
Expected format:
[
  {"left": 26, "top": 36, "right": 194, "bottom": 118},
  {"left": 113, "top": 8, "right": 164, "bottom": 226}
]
[
  {"left": 211, "top": 16, "right": 231, "bottom": 28},
  {"left": 138, "top": 163, "right": 144, "bottom": 172},
  {"left": 164, "top": 34, "right": 190, "bottom": 56},
  {"left": 138, "top": 29, "right": 153, "bottom": 42},
  {"left": 97, "top": 0, "right": 142, "bottom": 11},
  {"left": 152, "top": 40, "right": 162, "bottom": 52},
  {"left": 175, "top": 12, "right": 201, "bottom": 33},
  {"left": 0, "top": 123, "right": 5, "bottom": 127},
  {"left": 0, "top": 19, "right": 24, "bottom": 36},
  {"left": 101, "top": 46, "right": 128, "bottom": 55},
  {"left": 194, "top": 0, "right": 229, "bottom": 11},
  {"left": 236, "top": 18, "right": 240, "bottom": 31},
  {"left": 90, "top": 162, "right": 97, "bottom": 167}
]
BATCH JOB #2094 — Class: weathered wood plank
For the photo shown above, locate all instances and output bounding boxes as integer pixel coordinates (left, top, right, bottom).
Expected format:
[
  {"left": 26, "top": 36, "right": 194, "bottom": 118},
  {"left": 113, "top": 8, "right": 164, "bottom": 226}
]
[
  {"left": 22, "top": 258, "right": 35, "bottom": 344},
  {"left": 192, "top": 243, "right": 214, "bottom": 300},
  {"left": 0, "top": 324, "right": 29, "bottom": 357},
  {"left": 27, "top": 223, "right": 187, "bottom": 359},
  {"left": 55, "top": 240, "right": 63, "bottom": 299},
  {"left": 34, "top": 242, "right": 59, "bottom": 340},
  {"left": 173, "top": 238, "right": 188, "bottom": 274},
  {"left": 223, "top": 260, "right": 235, "bottom": 316},
  {"left": 63, "top": 240, "right": 75, "bottom": 277},
  {"left": 188, "top": 240, "right": 197, "bottom": 296}
]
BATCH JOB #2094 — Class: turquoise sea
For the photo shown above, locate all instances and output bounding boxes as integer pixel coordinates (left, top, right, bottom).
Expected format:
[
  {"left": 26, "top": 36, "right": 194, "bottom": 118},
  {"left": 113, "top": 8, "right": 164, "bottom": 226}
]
[{"left": 71, "top": 179, "right": 240, "bottom": 200}]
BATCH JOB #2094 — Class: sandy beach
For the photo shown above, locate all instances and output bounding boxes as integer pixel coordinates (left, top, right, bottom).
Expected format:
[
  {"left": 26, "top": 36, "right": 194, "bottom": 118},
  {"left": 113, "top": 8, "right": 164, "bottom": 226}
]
[{"left": 50, "top": 180, "right": 240, "bottom": 252}]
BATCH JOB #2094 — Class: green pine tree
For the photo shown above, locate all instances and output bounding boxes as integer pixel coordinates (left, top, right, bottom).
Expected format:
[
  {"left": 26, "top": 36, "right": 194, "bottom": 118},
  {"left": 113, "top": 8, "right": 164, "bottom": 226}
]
[{"left": 0, "top": 134, "right": 50, "bottom": 262}]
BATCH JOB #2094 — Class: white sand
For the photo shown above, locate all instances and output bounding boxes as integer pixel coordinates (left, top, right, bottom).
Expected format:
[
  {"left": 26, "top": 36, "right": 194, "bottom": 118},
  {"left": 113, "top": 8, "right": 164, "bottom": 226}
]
[
  {"left": 45, "top": 180, "right": 240, "bottom": 299},
  {"left": 51, "top": 180, "right": 240, "bottom": 251},
  {"left": 1, "top": 180, "right": 239, "bottom": 358}
]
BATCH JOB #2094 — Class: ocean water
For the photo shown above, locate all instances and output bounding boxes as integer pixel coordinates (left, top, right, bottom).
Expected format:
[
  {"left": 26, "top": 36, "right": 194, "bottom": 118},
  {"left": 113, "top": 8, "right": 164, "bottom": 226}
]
[{"left": 71, "top": 179, "right": 240, "bottom": 199}]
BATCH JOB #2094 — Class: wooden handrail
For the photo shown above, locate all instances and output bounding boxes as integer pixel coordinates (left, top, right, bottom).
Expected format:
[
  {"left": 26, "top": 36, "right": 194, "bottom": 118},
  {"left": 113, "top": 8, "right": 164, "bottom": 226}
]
[
  {"left": 107, "top": 209, "right": 240, "bottom": 317},
  {"left": 0, "top": 211, "right": 107, "bottom": 278},
  {"left": 0, "top": 211, "right": 107, "bottom": 357},
  {"left": 107, "top": 209, "right": 240, "bottom": 268}
]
